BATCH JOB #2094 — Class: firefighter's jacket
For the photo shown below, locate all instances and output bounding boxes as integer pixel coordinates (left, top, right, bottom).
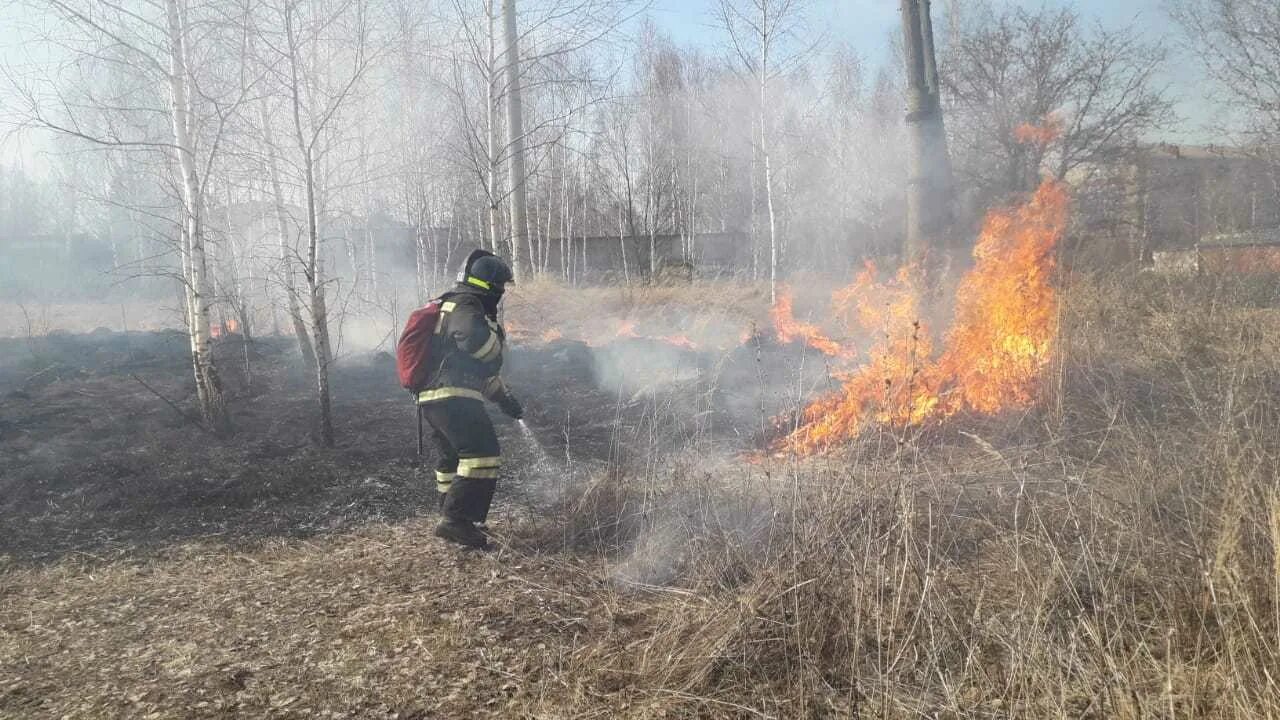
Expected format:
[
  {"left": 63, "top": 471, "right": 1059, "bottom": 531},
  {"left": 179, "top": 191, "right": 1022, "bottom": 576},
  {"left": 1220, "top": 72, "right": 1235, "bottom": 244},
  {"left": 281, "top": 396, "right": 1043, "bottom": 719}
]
[{"left": 417, "top": 285, "right": 510, "bottom": 405}]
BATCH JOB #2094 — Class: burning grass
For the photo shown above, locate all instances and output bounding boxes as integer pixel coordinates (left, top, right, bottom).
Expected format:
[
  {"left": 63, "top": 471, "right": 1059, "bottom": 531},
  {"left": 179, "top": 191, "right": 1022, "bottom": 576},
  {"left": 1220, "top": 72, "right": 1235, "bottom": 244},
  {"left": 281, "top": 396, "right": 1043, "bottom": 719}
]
[
  {"left": 777, "top": 178, "right": 1069, "bottom": 454},
  {"left": 502, "top": 279, "right": 768, "bottom": 355},
  {"left": 528, "top": 272, "right": 1280, "bottom": 717},
  {"left": 5, "top": 271, "right": 1280, "bottom": 717}
]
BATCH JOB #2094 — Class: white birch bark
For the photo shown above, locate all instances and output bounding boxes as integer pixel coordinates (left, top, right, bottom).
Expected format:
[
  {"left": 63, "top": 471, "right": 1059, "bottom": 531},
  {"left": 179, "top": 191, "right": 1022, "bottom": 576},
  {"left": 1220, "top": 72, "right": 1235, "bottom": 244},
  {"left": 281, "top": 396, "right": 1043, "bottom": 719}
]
[
  {"left": 484, "top": 1, "right": 503, "bottom": 256},
  {"left": 165, "top": 0, "right": 228, "bottom": 432},
  {"left": 284, "top": 1, "right": 335, "bottom": 446},
  {"left": 258, "top": 99, "right": 318, "bottom": 369}
]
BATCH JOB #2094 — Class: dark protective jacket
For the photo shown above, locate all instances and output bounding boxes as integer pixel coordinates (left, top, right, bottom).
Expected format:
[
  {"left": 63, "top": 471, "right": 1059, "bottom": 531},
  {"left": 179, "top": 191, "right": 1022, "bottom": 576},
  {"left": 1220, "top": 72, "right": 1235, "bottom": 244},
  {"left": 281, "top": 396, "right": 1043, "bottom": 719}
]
[{"left": 416, "top": 284, "right": 510, "bottom": 405}]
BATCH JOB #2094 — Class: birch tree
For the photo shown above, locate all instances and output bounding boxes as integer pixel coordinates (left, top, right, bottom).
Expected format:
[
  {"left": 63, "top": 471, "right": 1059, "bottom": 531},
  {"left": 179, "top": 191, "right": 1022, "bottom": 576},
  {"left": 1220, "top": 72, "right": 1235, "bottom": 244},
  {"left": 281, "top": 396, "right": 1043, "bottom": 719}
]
[
  {"left": 13, "top": 0, "right": 253, "bottom": 433},
  {"left": 255, "top": 0, "right": 377, "bottom": 446},
  {"left": 715, "top": 0, "right": 809, "bottom": 302},
  {"left": 441, "top": 0, "right": 637, "bottom": 278}
]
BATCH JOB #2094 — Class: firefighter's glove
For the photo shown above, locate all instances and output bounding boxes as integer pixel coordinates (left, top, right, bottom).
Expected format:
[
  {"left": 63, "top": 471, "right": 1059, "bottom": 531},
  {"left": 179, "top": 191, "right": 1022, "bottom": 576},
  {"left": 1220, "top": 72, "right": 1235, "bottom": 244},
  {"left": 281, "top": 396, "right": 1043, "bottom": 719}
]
[{"left": 497, "top": 392, "right": 524, "bottom": 420}]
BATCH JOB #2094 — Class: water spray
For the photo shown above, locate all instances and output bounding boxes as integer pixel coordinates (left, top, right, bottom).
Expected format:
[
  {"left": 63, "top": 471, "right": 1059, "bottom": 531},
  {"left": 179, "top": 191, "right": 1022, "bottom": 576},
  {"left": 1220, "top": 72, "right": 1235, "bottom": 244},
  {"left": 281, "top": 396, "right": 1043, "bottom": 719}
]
[{"left": 516, "top": 418, "right": 557, "bottom": 474}]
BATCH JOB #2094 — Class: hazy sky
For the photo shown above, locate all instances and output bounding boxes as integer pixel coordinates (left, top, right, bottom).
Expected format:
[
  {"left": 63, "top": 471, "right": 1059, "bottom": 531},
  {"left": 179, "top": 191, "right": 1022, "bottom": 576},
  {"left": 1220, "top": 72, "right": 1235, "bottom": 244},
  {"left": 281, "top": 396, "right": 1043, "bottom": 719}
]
[
  {"left": 646, "top": 0, "right": 1217, "bottom": 141},
  {"left": 649, "top": 0, "right": 1175, "bottom": 51},
  {"left": 0, "top": 0, "right": 1220, "bottom": 168}
]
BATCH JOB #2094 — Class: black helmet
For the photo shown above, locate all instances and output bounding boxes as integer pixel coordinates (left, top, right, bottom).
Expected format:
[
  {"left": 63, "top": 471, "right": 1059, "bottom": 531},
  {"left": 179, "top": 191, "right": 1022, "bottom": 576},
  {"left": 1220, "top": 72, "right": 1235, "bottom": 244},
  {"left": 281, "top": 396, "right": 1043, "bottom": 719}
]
[{"left": 458, "top": 249, "right": 513, "bottom": 295}]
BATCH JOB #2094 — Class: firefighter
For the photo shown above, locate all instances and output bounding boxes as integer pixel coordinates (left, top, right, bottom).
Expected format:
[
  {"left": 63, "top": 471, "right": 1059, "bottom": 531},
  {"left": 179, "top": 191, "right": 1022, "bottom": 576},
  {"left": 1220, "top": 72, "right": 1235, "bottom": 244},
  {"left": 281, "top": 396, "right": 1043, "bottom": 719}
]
[{"left": 418, "top": 249, "right": 523, "bottom": 549}]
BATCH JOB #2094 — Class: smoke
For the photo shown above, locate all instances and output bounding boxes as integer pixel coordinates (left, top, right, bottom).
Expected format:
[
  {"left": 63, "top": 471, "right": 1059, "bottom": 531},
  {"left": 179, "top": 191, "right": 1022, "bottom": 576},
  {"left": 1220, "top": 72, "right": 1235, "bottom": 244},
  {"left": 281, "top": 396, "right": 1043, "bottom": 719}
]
[
  {"left": 608, "top": 451, "right": 776, "bottom": 588},
  {"left": 333, "top": 313, "right": 399, "bottom": 356},
  {"left": 588, "top": 339, "right": 702, "bottom": 397}
]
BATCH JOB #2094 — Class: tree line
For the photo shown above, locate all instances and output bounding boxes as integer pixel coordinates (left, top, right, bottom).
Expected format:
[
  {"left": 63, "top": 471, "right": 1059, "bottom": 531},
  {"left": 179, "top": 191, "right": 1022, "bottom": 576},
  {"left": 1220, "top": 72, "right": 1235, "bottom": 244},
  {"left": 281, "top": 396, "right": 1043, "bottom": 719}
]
[{"left": 3, "top": 0, "right": 1276, "bottom": 442}]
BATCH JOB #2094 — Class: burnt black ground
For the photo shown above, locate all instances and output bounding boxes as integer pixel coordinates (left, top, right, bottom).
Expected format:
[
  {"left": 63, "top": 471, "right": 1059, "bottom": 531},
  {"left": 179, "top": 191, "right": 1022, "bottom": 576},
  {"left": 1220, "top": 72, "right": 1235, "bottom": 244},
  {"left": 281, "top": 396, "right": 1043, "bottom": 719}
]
[{"left": 0, "top": 330, "right": 814, "bottom": 564}]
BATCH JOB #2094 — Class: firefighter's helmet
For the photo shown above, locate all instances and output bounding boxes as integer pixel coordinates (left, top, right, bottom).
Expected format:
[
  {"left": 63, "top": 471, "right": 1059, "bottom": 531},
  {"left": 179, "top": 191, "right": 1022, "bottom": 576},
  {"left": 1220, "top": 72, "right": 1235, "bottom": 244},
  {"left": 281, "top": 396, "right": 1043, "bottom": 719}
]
[{"left": 459, "top": 249, "right": 513, "bottom": 295}]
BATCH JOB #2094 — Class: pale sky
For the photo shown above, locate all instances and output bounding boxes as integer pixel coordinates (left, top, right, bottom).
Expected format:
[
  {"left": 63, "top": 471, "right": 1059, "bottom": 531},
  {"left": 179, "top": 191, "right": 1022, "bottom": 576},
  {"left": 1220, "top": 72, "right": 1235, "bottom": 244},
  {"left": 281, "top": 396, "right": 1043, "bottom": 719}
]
[
  {"left": 647, "top": 0, "right": 1218, "bottom": 142},
  {"left": 0, "top": 0, "right": 1222, "bottom": 169},
  {"left": 649, "top": 0, "right": 1176, "bottom": 53}
]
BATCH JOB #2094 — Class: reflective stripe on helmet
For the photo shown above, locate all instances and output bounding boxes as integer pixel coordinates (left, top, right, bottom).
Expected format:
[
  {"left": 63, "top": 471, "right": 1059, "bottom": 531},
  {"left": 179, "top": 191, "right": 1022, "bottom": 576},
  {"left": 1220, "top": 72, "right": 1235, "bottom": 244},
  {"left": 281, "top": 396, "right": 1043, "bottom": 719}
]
[{"left": 466, "top": 276, "right": 491, "bottom": 290}]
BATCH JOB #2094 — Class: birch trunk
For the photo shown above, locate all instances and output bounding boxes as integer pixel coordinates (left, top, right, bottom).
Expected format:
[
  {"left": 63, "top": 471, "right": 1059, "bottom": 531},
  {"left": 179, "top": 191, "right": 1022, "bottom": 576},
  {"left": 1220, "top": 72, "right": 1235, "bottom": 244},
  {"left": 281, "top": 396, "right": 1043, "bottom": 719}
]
[
  {"left": 618, "top": 206, "right": 629, "bottom": 285},
  {"left": 580, "top": 190, "right": 589, "bottom": 284},
  {"left": 561, "top": 162, "right": 571, "bottom": 282},
  {"left": 647, "top": 170, "right": 657, "bottom": 279},
  {"left": 544, "top": 182, "right": 553, "bottom": 274},
  {"left": 165, "top": 0, "right": 228, "bottom": 433},
  {"left": 748, "top": 118, "right": 759, "bottom": 281},
  {"left": 302, "top": 145, "right": 335, "bottom": 446},
  {"left": 532, "top": 193, "right": 541, "bottom": 274},
  {"left": 761, "top": 70, "right": 778, "bottom": 304},
  {"left": 486, "top": 1, "right": 501, "bottom": 255},
  {"left": 285, "top": 4, "right": 335, "bottom": 446},
  {"left": 415, "top": 225, "right": 428, "bottom": 303},
  {"left": 259, "top": 100, "right": 317, "bottom": 369}
]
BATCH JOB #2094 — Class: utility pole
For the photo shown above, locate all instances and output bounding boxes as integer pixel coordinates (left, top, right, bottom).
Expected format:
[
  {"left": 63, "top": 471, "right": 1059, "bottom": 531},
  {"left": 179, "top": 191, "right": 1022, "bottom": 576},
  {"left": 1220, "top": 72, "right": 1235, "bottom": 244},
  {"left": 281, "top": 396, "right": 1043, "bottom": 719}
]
[
  {"left": 502, "top": 0, "right": 529, "bottom": 280},
  {"left": 901, "top": 0, "right": 953, "bottom": 262}
]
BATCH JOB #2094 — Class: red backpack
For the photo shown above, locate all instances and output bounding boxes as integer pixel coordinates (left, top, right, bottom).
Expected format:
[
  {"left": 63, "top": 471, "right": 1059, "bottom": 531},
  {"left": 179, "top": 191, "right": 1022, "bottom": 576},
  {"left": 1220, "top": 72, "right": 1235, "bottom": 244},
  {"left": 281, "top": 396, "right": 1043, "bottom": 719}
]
[{"left": 396, "top": 299, "right": 444, "bottom": 391}]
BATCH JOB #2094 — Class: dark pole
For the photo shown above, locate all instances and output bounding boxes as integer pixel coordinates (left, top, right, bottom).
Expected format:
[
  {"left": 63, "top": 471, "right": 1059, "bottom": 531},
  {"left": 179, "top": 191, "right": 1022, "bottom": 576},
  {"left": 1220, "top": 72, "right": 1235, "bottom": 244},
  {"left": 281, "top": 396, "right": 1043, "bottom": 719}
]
[{"left": 901, "top": 0, "right": 954, "bottom": 263}]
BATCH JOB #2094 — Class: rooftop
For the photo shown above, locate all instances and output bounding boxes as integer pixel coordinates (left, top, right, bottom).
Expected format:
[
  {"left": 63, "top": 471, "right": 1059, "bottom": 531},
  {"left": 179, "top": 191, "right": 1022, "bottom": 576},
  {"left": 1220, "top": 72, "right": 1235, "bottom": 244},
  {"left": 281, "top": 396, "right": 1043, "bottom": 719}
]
[{"left": 1198, "top": 228, "right": 1280, "bottom": 248}]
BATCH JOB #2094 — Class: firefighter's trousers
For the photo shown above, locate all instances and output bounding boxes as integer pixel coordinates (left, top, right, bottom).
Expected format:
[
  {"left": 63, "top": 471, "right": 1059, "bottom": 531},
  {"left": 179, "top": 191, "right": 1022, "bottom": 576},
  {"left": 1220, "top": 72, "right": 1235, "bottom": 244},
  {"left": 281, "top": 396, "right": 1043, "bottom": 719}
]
[{"left": 419, "top": 397, "right": 501, "bottom": 524}]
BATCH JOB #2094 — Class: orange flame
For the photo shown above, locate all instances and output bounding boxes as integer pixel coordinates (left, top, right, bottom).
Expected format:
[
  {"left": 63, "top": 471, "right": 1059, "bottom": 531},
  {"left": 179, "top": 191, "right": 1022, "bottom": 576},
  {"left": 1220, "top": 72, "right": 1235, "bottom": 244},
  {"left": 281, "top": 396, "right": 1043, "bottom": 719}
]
[
  {"left": 615, "top": 319, "right": 639, "bottom": 338},
  {"left": 541, "top": 329, "right": 563, "bottom": 343},
  {"left": 770, "top": 290, "right": 854, "bottom": 359},
  {"left": 210, "top": 318, "right": 240, "bottom": 338},
  {"left": 1014, "top": 116, "right": 1063, "bottom": 148},
  {"left": 504, "top": 319, "right": 534, "bottom": 342},
  {"left": 658, "top": 334, "right": 697, "bottom": 350},
  {"left": 779, "top": 177, "right": 1069, "bottom": 454}
]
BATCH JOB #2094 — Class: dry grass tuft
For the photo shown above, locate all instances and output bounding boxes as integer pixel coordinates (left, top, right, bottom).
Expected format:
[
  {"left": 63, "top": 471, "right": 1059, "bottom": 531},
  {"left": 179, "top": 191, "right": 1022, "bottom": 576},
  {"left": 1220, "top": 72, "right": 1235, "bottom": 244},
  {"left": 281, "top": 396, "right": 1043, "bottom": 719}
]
[{"left": 513, "top": 272, "right": 1280, "bottom": 718}]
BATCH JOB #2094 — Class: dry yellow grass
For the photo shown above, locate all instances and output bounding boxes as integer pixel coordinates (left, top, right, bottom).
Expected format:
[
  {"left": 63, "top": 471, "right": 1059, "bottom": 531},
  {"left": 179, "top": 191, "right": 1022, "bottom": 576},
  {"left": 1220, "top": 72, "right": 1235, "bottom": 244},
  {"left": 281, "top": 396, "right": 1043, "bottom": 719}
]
[
  {"left": 0, "top": 519, "right": 648, "bottom": 718},
  {"left": 5, "top": 272, "right": 1280, "bottom": 718}
]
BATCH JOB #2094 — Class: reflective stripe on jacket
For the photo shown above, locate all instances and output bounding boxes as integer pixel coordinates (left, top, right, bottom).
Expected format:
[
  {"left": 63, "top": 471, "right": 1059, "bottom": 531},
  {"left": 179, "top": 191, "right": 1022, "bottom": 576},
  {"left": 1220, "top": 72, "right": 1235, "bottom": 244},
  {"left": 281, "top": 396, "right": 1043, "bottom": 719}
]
[{"left": 417, "top": 286, "right": 505, "bottom": 404}]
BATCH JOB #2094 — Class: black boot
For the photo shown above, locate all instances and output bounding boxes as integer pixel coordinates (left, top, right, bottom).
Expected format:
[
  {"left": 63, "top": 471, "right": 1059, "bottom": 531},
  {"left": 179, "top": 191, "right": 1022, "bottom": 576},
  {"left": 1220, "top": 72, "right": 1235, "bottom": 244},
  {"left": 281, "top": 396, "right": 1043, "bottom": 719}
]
[
  {"left": 438, "top": 478, "right": 493, "bottom": 549},
  {"left": 467, "top": 478, "right": 497, "bottom": 525},
  {"left": 444, "top": 477, "right": 498, "bottom": 525},
  {"left": 434, "top": 518, "right": 488, "bottom": 549}
]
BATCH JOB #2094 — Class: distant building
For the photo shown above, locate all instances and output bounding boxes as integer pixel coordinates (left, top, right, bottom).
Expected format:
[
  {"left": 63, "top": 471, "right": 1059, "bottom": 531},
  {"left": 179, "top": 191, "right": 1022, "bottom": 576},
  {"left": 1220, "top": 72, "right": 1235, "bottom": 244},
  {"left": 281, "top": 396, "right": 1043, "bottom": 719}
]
[
  {"left": 1139, "top": 144, "right": 1278, "bottom": 254},
  {"left": 1153, "top": 228, "right": 1280, "bottom": 275},
  {"left": 1069, "top": 143, "right": 1280, "bottom": 268},
  {"left": 539, "top": 231, "right": 751, "bottom": 283}
]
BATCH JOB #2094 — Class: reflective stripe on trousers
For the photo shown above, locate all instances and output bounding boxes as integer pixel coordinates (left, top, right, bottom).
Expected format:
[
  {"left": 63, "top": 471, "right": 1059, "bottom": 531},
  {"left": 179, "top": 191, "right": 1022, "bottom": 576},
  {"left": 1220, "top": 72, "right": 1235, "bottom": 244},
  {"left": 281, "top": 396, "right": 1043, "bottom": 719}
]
[
  {"left": 417, "top": 387, "right": 484, "bottom": 404},
  {"left": 458, "top": 456, "right": 501, "bottom": 479}
]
